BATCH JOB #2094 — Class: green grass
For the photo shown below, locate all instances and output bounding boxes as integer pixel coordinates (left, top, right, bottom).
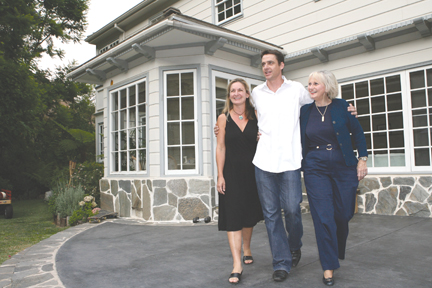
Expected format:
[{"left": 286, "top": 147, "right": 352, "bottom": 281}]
[{"left": 0, "top": 199, "right": 68, "bottom": 264}]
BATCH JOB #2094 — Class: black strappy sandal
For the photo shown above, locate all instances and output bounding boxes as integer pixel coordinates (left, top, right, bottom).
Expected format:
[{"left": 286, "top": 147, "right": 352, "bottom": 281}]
[
  {"left": 243, "top": 255, "right": 254, "bottom": 265},
  {"left": 228, "top": 271, "right": 242, "bottom": 285}
]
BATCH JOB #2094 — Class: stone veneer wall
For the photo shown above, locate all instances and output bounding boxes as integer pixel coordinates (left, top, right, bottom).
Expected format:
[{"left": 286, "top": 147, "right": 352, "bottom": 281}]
[
  {"left": 99, "top": 178, "right": 216, "bottom": 222},
  {"left": 357, "top": 176, "right": 432, "bottom": 217}
]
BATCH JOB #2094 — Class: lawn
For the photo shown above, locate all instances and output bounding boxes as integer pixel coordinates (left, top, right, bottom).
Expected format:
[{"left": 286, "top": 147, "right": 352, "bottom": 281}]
[{"left": 0, "top": 199, "right": 68, "bottom": 264}]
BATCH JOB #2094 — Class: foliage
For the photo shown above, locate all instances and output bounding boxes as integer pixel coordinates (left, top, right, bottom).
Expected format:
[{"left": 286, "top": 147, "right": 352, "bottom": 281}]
[
  {"left": 69, "top": 195, "right": 96, "bottom": 226},
  {"left": 0, "top": 199, "right": 67, "bottom": 264},
  {"left": 52, "top": 181, "right": 85, "bottom": 218},
  {"left": 71, "top": 161, "right": 104, "bottom": 204},
  {"left": 0, "top": 0, "right": 96, "bottom": 199}
]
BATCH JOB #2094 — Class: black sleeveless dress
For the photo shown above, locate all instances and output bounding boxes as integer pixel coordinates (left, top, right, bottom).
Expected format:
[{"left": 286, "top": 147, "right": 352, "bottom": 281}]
[{"left": 218, "top": 114, "right": 264, "bottom": 231}]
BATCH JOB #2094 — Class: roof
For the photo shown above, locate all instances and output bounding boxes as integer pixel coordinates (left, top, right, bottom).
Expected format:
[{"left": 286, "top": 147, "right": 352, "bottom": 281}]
[{"left": 68, "top": 7, "right": 283, "bottom": 84}]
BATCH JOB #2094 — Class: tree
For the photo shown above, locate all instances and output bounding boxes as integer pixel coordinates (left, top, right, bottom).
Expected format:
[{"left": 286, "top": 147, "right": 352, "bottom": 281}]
[{"left": 0, "top": 0, "right": 93, "bottom": 198}]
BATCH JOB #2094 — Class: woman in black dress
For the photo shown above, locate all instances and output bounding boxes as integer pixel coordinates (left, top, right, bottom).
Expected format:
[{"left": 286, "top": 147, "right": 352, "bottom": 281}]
[{"left": 216, "top": 78, "right": 264, "bottom": 284}]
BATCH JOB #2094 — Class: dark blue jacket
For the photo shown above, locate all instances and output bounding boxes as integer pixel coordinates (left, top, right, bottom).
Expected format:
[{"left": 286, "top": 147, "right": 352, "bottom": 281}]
[{"left": 300, "top": 98, "right": 368, "bottom": 167}]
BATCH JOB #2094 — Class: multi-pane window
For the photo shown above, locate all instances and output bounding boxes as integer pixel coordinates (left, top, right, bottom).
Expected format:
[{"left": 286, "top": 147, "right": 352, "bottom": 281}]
[
  {"left": 110, "top": 80, "right": 147, "bottom": 173},
  {"left": 215, "top": 0, "right": 242, "bottom": 25},
  {"left": 341, "top": 75, "right": 405, "bottom": 168},
  {"left": 409, "top": 68, "right": 432, "bottom": 167},
  {"left": 214, "top": 73, "right": 259, "bottom": 120},
  {"left": 340, "top": 66, "right": 432, "bottom": 172},
  {"left": 97, "top": 123, "right": 104, "bottom": 163},
  {"left": 211, "top": 71, "right": 261, "bottom": 204},
  {"left": 164, "top": 70, "right": 197, "bottom": 174}
]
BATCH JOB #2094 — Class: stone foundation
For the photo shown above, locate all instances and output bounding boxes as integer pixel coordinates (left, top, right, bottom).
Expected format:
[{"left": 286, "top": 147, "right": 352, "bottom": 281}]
[
  {"left": 99, "top": 177, "right": 215, "bottom": 222},
  {"left": 357, "top": 176, "right": 432, "bottom": 217}
]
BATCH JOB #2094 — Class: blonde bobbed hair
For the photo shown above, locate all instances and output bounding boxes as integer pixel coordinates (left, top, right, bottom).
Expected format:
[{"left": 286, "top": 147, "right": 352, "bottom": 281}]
[{"left": 309, "top": 70, "right": 339, "bottom": 99}]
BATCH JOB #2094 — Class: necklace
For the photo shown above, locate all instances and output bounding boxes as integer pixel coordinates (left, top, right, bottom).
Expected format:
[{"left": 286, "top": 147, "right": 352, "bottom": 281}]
[
  {"left": 315, "top": 102, "right": 329, "bottom": 122},
  {"left": 232, "top": 108, "right": 245, "bottom": 120}
]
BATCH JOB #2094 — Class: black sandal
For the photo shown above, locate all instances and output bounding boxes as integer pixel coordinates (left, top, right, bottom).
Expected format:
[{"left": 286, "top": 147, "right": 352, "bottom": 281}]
[
  {"left": 229, "top": 272, "right": 242, "bottom": 285},
  {"left": 243, "top": 255, "right": 254, "bottom": 265}
]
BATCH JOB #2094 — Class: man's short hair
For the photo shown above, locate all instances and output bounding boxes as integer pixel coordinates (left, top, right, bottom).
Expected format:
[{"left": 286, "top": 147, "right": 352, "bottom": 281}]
[{"left": 261, "top": 50, "right": 285, "bottom": 65}]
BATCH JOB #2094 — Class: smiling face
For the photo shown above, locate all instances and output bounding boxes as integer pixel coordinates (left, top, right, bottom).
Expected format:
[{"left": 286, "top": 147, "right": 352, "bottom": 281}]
[
  {"left": 261, "top": 54, "right": 284, "bottom": 82},
  {"left": 308, "top": 76, "right": 328, "bottom": 102},
  {"left": 229, "top": 81, "right": 249, "bottom": 106}
]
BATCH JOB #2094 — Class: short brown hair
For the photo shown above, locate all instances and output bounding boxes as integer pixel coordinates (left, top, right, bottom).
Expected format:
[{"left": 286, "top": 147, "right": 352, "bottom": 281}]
[{"left": 261, "top": 50, "right": 285, "bottom": 65}]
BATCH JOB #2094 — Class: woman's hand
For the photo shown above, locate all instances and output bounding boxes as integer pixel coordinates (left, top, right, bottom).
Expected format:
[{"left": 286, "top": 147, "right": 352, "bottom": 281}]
[
  {"left": 357, "top": 159, "right": 368, "bottom": 181},
  {"left": 217, "top": 176, "right": 226, "bottom": 195}
]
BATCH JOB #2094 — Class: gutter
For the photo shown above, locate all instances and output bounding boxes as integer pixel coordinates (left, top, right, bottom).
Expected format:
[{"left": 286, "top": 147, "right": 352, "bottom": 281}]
[{"left": 67, "top": 19, "right": 174, "bottom": 79}]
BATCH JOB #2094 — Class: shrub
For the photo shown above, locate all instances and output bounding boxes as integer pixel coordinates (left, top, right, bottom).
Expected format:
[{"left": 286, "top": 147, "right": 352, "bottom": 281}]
[
  {"left": 69, "top": 197, "right": 97, "bottom": 226},
  {"left": 53, "top": 181, "right": 85, "bottom": 218},
  {"left": 71, "top": 161, "right": 103, "bottom": 204}
]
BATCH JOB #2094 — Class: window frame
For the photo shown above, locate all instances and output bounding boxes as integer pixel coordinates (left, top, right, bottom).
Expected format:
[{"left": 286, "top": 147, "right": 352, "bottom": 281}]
[
  {"left": 109, "top": 78, "right": 148, "bottom": 174},
  {"left": 339, "top": 67, "right": 432, "bottom": 174},
  {"left": 211, "top": 70, "right": 263, "bottom": 205},
  {"left": 406, "top": 65, "right": 432, "bottom": 172},
  {"left": 97, "top": 122, "right": 104, "bottom": 163},
  {"left": 215, "top": 0, "right": 243, "bottom": 25},
  {"left": 163, "top": 69, "right": 199, "bottom": 176}
]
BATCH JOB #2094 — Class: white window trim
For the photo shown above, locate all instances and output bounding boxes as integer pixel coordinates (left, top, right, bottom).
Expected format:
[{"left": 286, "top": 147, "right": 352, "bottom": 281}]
[
  {"left": 109, "top": 78, "right": 148, "bottom": 175},
  {"left": 97, "top": 122, "right": 104, "bottom": 163},
  {"left": 164, "top": 69, "right": 199, "bottom": 176},
  {"left": 339, "top": 68, "right": 432, "bottom": 174},
  {"left": 405, "top": 66, "right": 432, "bottom": 172},
  {"left": 211, "top": 70, "right": 262, "bottom": 205},
  {"left": 215, "top": 0, "right": 243, "bottom": 25}
]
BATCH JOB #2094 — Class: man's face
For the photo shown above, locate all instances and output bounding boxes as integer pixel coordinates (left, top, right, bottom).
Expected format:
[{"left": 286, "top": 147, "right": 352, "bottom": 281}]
[{"left": 261, "top": 54, "right": 284, "bottom": 81}]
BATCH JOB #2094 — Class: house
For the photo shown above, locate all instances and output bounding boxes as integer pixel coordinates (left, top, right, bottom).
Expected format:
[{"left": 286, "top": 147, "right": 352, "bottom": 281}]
[{"left": 68, "top": 0, "right": 432, "bottom": 221}]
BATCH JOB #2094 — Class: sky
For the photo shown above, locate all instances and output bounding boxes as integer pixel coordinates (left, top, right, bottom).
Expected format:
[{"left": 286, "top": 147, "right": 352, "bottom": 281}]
[{"left": 38, "top": 0, "right": 143, "bottom": 71}]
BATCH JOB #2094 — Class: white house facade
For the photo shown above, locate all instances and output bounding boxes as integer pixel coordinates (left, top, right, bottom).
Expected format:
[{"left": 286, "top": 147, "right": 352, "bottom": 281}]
[{"left": 68, "top": 0, "right": 432, "bottom": 221}]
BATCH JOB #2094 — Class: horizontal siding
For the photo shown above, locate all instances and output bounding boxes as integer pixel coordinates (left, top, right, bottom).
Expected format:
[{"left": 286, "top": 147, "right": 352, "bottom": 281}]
[
  {"left": 175, "top": 0, "right": 211, "bottom": 20},
  {"left": 220, "top": 0, "right": 430, "bottom": 53},
  {"left": 275, "top": 0, "right": 429, "bottom": 52},
  {"left": 287, "top": 37, "right": 432, "bottom": 83}
]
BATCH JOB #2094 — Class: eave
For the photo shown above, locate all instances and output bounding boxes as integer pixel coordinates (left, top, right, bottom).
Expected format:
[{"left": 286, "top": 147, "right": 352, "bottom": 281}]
[
  {"left": 68, "top": 11, "right": 283, "bottom": 85},
  {"left": 285, "top": 14, "right": 432, "bottom": 67}
]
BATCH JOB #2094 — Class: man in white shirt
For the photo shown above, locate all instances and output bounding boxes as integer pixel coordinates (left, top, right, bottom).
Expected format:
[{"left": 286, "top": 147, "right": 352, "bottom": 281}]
[
  {"left": 252, "top": 50, "right": 356, "bottom": 282},
  {"left": 252, "top": 50, "right": 311, "bottom": 282},
  {"left": 214, "top": 50, "right": 355, "bottom": 282}
]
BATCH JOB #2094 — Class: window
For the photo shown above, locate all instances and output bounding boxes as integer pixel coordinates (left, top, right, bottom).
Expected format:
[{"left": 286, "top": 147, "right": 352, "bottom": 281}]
[
  {"left": 211, "top": 71, "right": 262, "bottom": 206},
  {"left": 99, "top": 40, "right": 119, "bottom": 54},
  {"left": 215, "top": 0, "right": 242, "bottom": 25},
  {"left": 164, "top": 70, "right": 198, "bottom": 174},
  {"left": 409, "top": 68, "right": 432, "bottom": 167},
  {"left": 340, "top": 66, "right": 432, "bottom": 172},
  {"left": 97, "top": 122, "right": 104, "bottom": 163},
  {"left": 214, "top": 73, "right": 260, "bottom": 119},
  {"left": 110, "top": 79, "right": 147, "bottom": 173}
]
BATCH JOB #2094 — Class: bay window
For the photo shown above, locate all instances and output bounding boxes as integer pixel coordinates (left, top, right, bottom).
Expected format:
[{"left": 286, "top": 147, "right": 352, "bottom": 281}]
[{"left": 110, "top": 79, "right": 147, "bottom": 173}]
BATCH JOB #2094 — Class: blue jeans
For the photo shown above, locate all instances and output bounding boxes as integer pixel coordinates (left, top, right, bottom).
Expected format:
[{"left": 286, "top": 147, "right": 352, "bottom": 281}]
[
  {"left": 303, "top": 148, "right": 358, "bottom": 270},
  {"left": 255, "top": 167, "right": 303, "bottom": 272}
]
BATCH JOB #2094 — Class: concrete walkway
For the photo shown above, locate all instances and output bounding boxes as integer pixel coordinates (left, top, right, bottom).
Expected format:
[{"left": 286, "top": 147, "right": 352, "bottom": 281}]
[{"left": 1, "top": 213, "right": 431, "bottom": 288}]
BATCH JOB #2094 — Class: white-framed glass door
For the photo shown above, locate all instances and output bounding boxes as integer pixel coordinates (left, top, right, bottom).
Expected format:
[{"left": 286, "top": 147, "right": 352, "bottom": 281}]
[{"left": 211, "top": 70, "right": 262, "bottom": 205}]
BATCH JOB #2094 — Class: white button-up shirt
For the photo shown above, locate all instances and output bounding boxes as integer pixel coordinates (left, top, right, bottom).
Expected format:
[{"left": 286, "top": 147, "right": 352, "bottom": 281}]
[{"left": 251, "top": 76, "right": 312, "bottom": 173}]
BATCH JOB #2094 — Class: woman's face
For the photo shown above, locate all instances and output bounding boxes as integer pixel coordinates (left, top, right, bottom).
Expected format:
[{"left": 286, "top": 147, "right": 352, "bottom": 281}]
[
  {"left": 308, "top": 76, "right": 327, "bottom": 101},
  {"left": 229, "top": 82, "right": 249, "bottom": 105}
]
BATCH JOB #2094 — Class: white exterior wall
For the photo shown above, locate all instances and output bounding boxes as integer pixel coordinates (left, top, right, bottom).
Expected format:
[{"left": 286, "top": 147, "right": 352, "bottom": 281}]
[
  {"left": 287, "top": 36, "right": 432, "bottom": 84},
  {"left": 97, "top": 44, "right": 262, "bottom": 179},
  {"left": 224, "top": 0, "right": 432, "bottom": 52}
]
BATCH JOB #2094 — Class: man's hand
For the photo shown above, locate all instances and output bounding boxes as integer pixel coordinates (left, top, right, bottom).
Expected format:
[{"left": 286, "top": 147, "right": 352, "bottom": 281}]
[
  {"left": 214, "top": 124, "right": 219, "bottom": 136},
  {"left": 348, "top": 103, "right": 357, "bottom": 118}
]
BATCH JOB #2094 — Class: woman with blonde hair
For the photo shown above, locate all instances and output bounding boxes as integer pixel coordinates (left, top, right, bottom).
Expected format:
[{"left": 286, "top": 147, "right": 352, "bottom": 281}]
[
  {"left": 300, "top": 70, "right": 368, "bottom": 286},
  {"left": 216, "top": 78, "right": 263, "bottom": 284}
]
